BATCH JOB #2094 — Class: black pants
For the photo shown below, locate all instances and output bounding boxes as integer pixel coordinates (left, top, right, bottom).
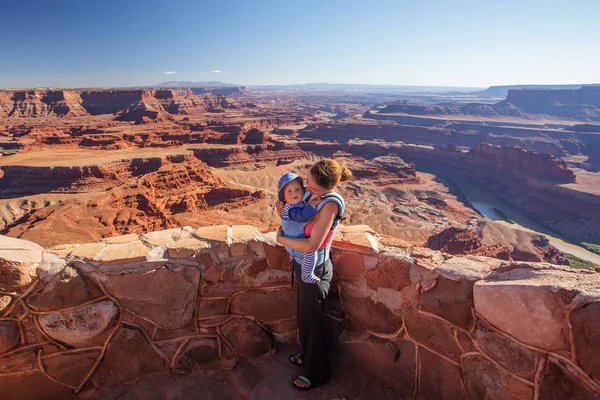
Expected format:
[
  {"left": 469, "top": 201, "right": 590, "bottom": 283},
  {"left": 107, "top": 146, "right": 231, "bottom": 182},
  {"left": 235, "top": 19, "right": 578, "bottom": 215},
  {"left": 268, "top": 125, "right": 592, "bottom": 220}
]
[{"left": 293, "top": 257, "right": 333, "bottom": 385}]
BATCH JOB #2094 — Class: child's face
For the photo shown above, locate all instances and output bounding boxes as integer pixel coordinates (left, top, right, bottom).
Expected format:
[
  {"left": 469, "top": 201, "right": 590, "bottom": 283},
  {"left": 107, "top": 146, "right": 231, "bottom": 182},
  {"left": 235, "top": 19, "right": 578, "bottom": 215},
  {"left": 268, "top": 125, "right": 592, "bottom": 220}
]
[{"left": 283, "top": 179, "right": 304, "bottom": 205}]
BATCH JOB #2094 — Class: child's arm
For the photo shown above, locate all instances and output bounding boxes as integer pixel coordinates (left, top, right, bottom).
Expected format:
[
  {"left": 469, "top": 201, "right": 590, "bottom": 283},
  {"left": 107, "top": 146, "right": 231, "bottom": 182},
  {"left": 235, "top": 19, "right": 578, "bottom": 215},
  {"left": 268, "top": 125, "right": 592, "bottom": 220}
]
[{"left": 286, "top": 203, "right": 317, "bottom": 223}]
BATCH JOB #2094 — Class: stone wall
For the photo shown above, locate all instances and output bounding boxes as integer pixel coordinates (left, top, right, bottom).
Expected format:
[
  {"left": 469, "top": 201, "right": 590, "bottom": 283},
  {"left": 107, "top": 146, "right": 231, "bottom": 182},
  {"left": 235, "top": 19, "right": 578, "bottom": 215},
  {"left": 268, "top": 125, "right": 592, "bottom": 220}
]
[{"left": 1, "top": 225, "right": 599, "bottom": 399}]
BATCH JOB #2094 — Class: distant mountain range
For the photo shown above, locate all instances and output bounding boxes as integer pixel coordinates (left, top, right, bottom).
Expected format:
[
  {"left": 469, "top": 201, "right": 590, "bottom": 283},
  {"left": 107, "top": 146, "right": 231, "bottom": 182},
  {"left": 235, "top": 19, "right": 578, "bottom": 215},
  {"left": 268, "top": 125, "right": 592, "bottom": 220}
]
[
  {"left": 249, "top": 83, "right": 482, "bottom": 93},
  {"left": 151, "top": 81, "right": 241, "bottom": 88},
  {"left": 474, "top": 84, "right": 600, "bottom": 98}
]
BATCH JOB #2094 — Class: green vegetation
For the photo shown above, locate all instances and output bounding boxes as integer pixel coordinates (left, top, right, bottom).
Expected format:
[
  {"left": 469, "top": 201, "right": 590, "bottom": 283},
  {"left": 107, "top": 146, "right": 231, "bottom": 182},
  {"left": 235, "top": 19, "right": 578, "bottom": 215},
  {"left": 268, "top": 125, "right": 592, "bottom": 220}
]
[
  {"left": 581, "top": 242, "right": 600, "bottom": 256},
  {"left": 492, "top": 208, "right": 515, "bottom": 224},
  {"left": 562, "top": 252, "right": 599, "bottom": 269},
  {"left": 0, "top": 149, "right": 18, "bottom": 156}
]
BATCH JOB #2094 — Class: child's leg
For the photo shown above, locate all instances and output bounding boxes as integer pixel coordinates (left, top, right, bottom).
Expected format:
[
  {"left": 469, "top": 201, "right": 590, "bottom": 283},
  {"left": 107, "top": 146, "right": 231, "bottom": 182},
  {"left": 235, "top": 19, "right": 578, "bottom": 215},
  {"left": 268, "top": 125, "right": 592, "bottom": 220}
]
[{"left": 300, "top": 252, "right": 320, "bottom": 283}]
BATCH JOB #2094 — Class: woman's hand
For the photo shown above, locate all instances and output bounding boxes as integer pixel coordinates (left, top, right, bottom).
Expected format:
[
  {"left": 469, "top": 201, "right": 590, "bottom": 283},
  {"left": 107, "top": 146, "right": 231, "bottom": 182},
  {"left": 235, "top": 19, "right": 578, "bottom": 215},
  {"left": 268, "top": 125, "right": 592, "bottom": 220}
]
[
  {"left": 275, "top": 226, "right": 284, "bottom": 243},
  {"left": 275, "top": 201, "right": 285, "bottom": 217}
]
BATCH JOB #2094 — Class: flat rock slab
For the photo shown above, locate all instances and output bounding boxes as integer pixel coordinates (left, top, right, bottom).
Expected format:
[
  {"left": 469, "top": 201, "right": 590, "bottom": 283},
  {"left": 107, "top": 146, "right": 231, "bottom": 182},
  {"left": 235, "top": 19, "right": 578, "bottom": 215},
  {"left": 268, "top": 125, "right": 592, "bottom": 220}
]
[
  {"left": 0, "top": 235, "right": 44, "bottom": 290},
  {"left": 38, "top": 300, "right": 118, "bottom": 347},
  {"left": 167, "top": 237, "right": 210, "bottom": 259},
  {"left": 473, "top": 265, "right": 595, "bottom": 351},
  {"left": 101, "top": 265, "right": 200, "bottom": 329},
  {"left": 98, "top": 240, "right": 149, "bottom": 265},
  {"left": 142, "top": 227, "right": 191, "bottom": 247}
]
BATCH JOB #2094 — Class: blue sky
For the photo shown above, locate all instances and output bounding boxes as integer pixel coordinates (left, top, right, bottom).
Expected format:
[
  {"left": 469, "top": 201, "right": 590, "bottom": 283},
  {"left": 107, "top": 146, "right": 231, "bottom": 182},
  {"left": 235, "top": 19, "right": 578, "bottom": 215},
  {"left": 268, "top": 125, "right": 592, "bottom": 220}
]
[{"left": 0, "top": 0, "right": 598, "bottom": 88}]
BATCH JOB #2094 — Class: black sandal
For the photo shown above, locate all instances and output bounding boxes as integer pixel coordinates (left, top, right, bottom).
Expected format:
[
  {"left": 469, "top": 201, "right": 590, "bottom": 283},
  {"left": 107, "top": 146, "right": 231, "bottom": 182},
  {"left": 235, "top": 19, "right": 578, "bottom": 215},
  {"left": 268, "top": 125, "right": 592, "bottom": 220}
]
[
  {"left": 292, "top": 375, "right": 319, "bottom": 391},
  {"left": 288, "top": 353, "right": 304, "bottom": 367}
]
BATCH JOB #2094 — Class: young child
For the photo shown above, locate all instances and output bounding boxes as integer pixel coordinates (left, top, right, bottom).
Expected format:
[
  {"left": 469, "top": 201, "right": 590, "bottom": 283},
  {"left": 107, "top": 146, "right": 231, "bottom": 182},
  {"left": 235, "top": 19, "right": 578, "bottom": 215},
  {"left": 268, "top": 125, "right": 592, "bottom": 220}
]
[{"left": 277, "top": 172, "right": 321, "bottom": 283}]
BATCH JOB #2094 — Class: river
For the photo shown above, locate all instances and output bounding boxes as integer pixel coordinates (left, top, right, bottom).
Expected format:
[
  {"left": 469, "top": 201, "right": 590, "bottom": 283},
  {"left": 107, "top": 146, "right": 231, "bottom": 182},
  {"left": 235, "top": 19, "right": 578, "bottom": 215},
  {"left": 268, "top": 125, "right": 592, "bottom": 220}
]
[{"left": 417, "top": 165, "right": 600, "bottom": 265}]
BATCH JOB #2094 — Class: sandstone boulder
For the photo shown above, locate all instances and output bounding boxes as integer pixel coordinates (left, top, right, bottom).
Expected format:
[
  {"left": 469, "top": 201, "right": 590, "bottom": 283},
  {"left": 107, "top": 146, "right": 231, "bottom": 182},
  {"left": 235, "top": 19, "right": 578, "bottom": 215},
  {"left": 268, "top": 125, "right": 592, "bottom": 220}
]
[
  {"left": 473, "top": 265, "right": 581, "bottom": 351},
  {"left": 38, "top": 300, "right": 118, "bottom": 347},
  {"left": 101, "top": 265, "right": 200, "bottom": 328},
  {"left": 0, "top": 235, "right": 43, "bottom": 290}
]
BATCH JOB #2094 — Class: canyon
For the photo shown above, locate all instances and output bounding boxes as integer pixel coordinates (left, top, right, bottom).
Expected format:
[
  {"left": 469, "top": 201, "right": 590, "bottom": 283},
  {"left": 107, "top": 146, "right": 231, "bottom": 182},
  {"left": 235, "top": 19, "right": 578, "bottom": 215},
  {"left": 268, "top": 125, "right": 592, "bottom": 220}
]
[{"left": 0, "top": 84, "right": 599, "bottom": 398}]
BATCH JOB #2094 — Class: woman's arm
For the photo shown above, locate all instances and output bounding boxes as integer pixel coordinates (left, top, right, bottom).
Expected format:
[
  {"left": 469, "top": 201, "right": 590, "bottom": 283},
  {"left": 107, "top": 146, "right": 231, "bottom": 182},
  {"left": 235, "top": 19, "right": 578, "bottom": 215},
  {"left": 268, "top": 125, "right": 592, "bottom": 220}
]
[{"left": 276, "top": 202, "right": 337, "bottom": 253}]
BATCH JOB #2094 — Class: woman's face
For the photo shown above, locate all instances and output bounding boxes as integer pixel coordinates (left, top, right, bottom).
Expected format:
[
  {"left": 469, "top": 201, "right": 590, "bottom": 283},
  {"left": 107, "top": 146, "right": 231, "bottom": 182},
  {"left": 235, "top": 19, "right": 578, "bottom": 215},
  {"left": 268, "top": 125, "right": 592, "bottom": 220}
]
[{"left": 306, "top": 173, "right": 327, "bottom": 196}]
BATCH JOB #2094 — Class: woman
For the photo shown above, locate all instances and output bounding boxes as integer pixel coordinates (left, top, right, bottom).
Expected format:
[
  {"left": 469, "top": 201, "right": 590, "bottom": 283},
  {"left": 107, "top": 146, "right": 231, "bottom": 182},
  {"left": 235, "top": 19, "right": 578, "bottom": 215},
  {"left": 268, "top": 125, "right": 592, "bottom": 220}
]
[{"left": 276, "top": 159, "right": 352, "bottom": 391}]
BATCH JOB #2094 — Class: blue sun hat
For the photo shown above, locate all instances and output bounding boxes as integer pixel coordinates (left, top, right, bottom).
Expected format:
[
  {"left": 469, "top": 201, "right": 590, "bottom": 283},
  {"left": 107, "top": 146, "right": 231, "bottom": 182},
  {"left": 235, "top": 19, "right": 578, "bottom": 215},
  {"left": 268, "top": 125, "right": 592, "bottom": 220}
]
[{"left": 277, "top": 172, "right": 304, "bottom": 201}]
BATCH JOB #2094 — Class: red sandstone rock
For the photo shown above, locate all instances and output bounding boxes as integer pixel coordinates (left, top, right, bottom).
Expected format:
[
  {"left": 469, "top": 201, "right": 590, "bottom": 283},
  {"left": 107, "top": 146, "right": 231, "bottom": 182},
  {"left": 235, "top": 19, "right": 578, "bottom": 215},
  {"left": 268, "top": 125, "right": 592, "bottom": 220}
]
[
  {"left": 0, "top": 320, "right": 20, "bottom": 354},
  {"left": 1, "top": 370, "right": 74, "bottom": 400},
  {"left": 339, "top": 284, "right": 402, "bottom": 335},
  {"left": 425, "top": 227, "right": 512, "bottom": 260},
  {"left": 473, "top": 323, "right": 539, "bottom": 380},
  {"left": 418, "top": 348, "right": 470, "bottom": 400},
  {"left": 339, "top": 330, "right": 415, "bottom": 398},
  {"left": 228, "top": 289, "right": 296, "bottom": 323},
  {"left": 463, "top": 356, "right": 534, "bottom": 400},
  {"left": 27, "top": 265, "right": 103, "bottom": 311},
  {"left": 404, "top": 311, "right": 463, "bottom": 362},
  {"left": 37, "top": 300, "right": 119, "bottom": 347},
  {"left": 0, "top": 235, "right": 44, "bottom": 291},
  {"left": 174, "top": 338, "right": 219, "bottom": 371},
  {"left": 101, "top": 265, "right": 200, "bottom": 329},
  {"left": 418, "top": 275, "right": 477, "bottom": 329},
  {"left": 469, "top": 143, "right": 576, "bottom": 183},
  {"left": 539, "top": 360, "right": 600, "bottom": 400},
  {"left": 219, "top": 318, "right": 272, "bottom": 358},
  {"left": 570, "top": 301, "right": 600, "bottom": 381},
  {"left": 365, "top": 254, "right": 412, "bottom": 291},
  {"left": 43, "top": 349, "right": 101, "bottom": 388},
  {"left": 90, "top": 325, "right": 167, "bottom": 388}
]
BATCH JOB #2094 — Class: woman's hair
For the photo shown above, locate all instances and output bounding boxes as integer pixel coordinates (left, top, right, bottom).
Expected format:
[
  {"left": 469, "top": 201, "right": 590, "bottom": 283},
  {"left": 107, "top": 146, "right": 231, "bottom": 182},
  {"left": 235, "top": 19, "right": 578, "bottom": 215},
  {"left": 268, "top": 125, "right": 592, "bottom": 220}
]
[{"left": 310, "top": 159, "right": 353, "bottom": 190}]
